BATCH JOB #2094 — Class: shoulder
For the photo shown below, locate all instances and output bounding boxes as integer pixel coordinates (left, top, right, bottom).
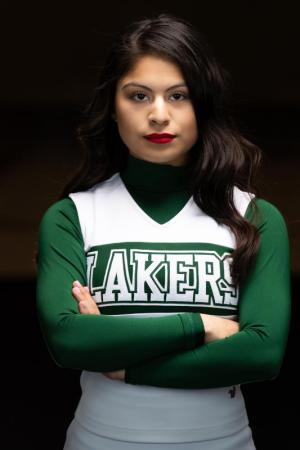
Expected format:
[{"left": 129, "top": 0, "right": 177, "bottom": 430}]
[
  {"left": 38, "top": 198, "right": 87, "bottom": 263},
  {"left": 246, "top": 197, "right": 288, "bottom": 228},
  {"left": 66, "top": 174, "right": 121, "bottom": 244},
  {"left": 244, "top": 198, "right": 289, "bottom": 252},
  {"left": 38, "top": 197, "right": 82, "bottom": 241},
  {"left": 40, "top": 197, "right": 78, "bottom": 225},
  {"left": 233, "top": 187, "right": 287, "bottom": 228},
  {"left": 69, "top": 173, "right": 121, "bottom": 203},
  {"left": 233, "top": 189, "right": 289, "bottom": 241}
]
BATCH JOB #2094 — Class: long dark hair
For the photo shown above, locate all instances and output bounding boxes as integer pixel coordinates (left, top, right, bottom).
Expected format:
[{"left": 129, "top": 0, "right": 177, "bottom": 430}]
[{"left": 61, "top": 13, "right": 262, "bottom": 286}]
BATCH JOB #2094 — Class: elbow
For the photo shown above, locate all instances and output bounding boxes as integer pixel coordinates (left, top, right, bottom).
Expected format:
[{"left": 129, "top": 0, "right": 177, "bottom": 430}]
[
  {"left": 38, "top": 318, "right": 82, "bottom": 370},
  {"left": 47, "top": 331, "right": 86, "bottom": 370},
  {"left": 243, "top": 324, "right": 288, "bottom": 382},
  {"left": 48, "top": 343, "right": 74, "bottom": 369},
  {"left": 260, "top": 360, "right": 281, "bottom": 381},
  {"left": 42, "top": 333, "right": 77, "bottom": 369},
  {"left": 256, "top": 345, "right": 285, "bottom": 381}
]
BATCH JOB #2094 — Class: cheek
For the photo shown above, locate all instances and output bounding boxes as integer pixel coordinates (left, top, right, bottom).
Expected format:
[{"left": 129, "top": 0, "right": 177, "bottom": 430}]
[
  {"left": 116, "top": 106, "right": 140, "bottom": 145},
  {"left": 182, "top": 108, "right": 198, "bottom": 141},
  {"left": 118, "top": 115, "right": 138, "bottom": 137},
  {"left": 116, "top": 100, "right": 128, "bottom": 121},
  {"left": 116, "top": 100, "right": 140, "bottom": 128}
]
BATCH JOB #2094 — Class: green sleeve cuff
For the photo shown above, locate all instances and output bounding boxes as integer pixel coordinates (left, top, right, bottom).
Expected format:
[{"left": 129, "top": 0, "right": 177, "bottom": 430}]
[
  {"left": 125, "top": 312, "right": 205, "bottom": 386},
  {"left": 178, "top": 313, "right": 205, "bottom": 350}
]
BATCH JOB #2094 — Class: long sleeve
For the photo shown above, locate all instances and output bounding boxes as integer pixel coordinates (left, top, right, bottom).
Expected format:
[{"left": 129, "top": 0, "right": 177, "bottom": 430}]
[
  {"left": 36, "top": 198, "right": 204, "bottom": 372},
  {"left": 125, "top": 199, "right": 291, "bottom": 388}
]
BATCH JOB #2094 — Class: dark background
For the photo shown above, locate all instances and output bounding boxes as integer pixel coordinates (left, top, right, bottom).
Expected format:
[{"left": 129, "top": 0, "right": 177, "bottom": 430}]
[{"left": 1, "top": 1, "right": 299, "bottom": 449}]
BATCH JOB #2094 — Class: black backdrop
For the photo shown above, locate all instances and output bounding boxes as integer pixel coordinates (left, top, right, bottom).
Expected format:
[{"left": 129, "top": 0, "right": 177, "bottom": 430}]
[{"left": 1, "top": 1, "right": 299, "bottom": 449}]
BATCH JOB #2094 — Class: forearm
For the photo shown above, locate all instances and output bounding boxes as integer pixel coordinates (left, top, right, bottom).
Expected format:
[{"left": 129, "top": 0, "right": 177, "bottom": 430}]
[
  {"left": 125, "top": 320, "right": 289, "bottom": 388},
  {"left": 103, "top": 314, "right": 240, "bottom": 382},
  {"left": 124, "top": 199, "right": 291, "bottom": 389},
  {"left": 69, "top": 284, "right": 239, "bottom": 380},
  {"left": 37, "top": 281, "right": 204, "bottom": 372}
]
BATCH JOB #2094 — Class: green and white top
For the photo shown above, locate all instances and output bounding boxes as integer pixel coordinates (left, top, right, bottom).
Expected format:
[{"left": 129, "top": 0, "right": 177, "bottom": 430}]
[{"left": 36, "top": 153, "right": 291, "bottom": 443}]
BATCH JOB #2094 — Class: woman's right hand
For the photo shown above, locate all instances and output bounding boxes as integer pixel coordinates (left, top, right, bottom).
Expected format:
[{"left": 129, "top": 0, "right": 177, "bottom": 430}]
[
  {"left": 200, "top": 313, "right": 239, "bottom": 343},
  {"left": 72, "top": 280, "right": 101, "bottom": 315}
]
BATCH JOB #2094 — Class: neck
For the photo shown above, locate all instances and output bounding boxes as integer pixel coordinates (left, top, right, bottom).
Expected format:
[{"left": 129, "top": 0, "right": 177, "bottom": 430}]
[{"left": 120, "top": 153, "right": 192, "bottom": 193}]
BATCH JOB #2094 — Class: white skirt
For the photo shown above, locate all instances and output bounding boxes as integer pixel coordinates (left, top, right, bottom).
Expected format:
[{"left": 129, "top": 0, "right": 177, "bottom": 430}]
[{"left": 64, "top": 417, "right": 256, "bottom": 450}]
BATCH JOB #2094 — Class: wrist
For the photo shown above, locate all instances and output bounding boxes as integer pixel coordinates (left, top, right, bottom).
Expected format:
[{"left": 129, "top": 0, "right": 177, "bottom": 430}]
[
  {"left": 200, "top": 313, "right": 239, "bottom": 343},
  {"left": 200, "top": 313, "right": 213, "bottom": 343}
]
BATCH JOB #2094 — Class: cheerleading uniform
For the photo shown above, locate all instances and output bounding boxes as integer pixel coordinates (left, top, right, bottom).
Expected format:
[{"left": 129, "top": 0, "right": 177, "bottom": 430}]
[{"left": 36, "top": 154, "right": 290, "bottom": 449}]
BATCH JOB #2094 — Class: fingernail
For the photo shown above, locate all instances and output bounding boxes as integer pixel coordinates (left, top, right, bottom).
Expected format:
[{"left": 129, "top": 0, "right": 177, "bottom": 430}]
[{"left": 74, "top": 280, "right": 82, "bottom": 287}]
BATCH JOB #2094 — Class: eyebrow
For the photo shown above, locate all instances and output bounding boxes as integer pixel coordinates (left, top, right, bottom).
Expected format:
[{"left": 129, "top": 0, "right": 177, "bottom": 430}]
[{"left": 121, "top": 82, "right": 188, "bottom": 91}]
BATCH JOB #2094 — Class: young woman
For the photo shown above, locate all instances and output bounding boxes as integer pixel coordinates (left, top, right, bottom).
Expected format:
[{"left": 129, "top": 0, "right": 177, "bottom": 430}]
[{"left": 36, "top": 13, "right": 291, "bottom": 450}]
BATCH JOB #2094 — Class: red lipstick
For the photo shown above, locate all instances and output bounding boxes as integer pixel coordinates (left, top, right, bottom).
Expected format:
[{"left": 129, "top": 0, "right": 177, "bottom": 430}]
[{"left": 144, "top": 133, "right": 176, "bottom": 144}]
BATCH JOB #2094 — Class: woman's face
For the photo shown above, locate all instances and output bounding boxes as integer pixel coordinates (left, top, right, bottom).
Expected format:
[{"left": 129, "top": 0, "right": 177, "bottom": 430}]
[{"left": 114, "top": 55, "right": 198, "bottom": 166}]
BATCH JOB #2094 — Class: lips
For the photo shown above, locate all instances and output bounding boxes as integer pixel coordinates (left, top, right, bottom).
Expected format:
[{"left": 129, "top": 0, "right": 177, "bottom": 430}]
[
  {"left": 146, "top": 133, "right": 175, "bottom": 138},
  {"left": 144, "top": 133, "right": 176, "bottom": 144}
]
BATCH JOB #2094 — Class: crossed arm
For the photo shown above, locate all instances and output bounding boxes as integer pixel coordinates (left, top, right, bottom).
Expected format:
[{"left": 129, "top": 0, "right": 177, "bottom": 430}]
[
  {"left": 71, "top": 279, "right": 240, "bottom": 380},
  {"left": 36, "top": 197, "right": 291, "bottom": 389}
]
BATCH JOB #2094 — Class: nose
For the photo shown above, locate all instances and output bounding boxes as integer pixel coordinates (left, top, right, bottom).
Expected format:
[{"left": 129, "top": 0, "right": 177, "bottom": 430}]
[{"left": 148, "top": 96, "right": 170, "bottom": 125}]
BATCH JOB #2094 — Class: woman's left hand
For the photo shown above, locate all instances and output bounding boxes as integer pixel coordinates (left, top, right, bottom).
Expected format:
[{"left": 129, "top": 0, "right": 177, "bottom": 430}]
[{"left": 102, "top": 369, "right": 126, "bottom": 381}]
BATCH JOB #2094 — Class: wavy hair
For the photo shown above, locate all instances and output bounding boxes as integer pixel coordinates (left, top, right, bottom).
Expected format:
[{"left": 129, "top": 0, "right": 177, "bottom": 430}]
[{"left": 60, "top": 13, "right": 262, "bottom": 286}]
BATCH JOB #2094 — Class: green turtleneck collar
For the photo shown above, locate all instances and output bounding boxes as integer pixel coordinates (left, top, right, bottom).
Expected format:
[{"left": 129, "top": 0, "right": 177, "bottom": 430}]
[{"left": 120, "top": 153, "right": 191, "bottom": 193}]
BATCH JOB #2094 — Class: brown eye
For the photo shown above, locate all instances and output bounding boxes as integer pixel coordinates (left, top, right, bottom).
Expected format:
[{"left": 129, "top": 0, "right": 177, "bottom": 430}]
[
  {"left": 170, "top": 92, "right": 188, "bottom": 101},
  {"left": 130, "top": 91, "right": 148, "bottom": 102}
]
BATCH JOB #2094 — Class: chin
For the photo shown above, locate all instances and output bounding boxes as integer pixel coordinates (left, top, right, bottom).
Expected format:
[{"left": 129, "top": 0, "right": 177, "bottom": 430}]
[
  {"left": 129, "top": 146, "right": 188, "bottom": 166},
  {"left": 153, "top": 153, "right": 188, "bottom": 166},
  {"left": 151, "top": 155, "right": 177, "bottom": 165}
]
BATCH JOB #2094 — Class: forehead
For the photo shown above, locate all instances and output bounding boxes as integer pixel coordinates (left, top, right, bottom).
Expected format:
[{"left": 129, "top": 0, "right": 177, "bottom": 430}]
[{"left": 117, "top": 55, "right": 185, "bottom": 89}]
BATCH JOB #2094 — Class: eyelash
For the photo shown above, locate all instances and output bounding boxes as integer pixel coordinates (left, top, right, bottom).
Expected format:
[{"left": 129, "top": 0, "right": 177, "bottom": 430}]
[{"left": 129, "top": 91, "right": 188, "bottom": 102}]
